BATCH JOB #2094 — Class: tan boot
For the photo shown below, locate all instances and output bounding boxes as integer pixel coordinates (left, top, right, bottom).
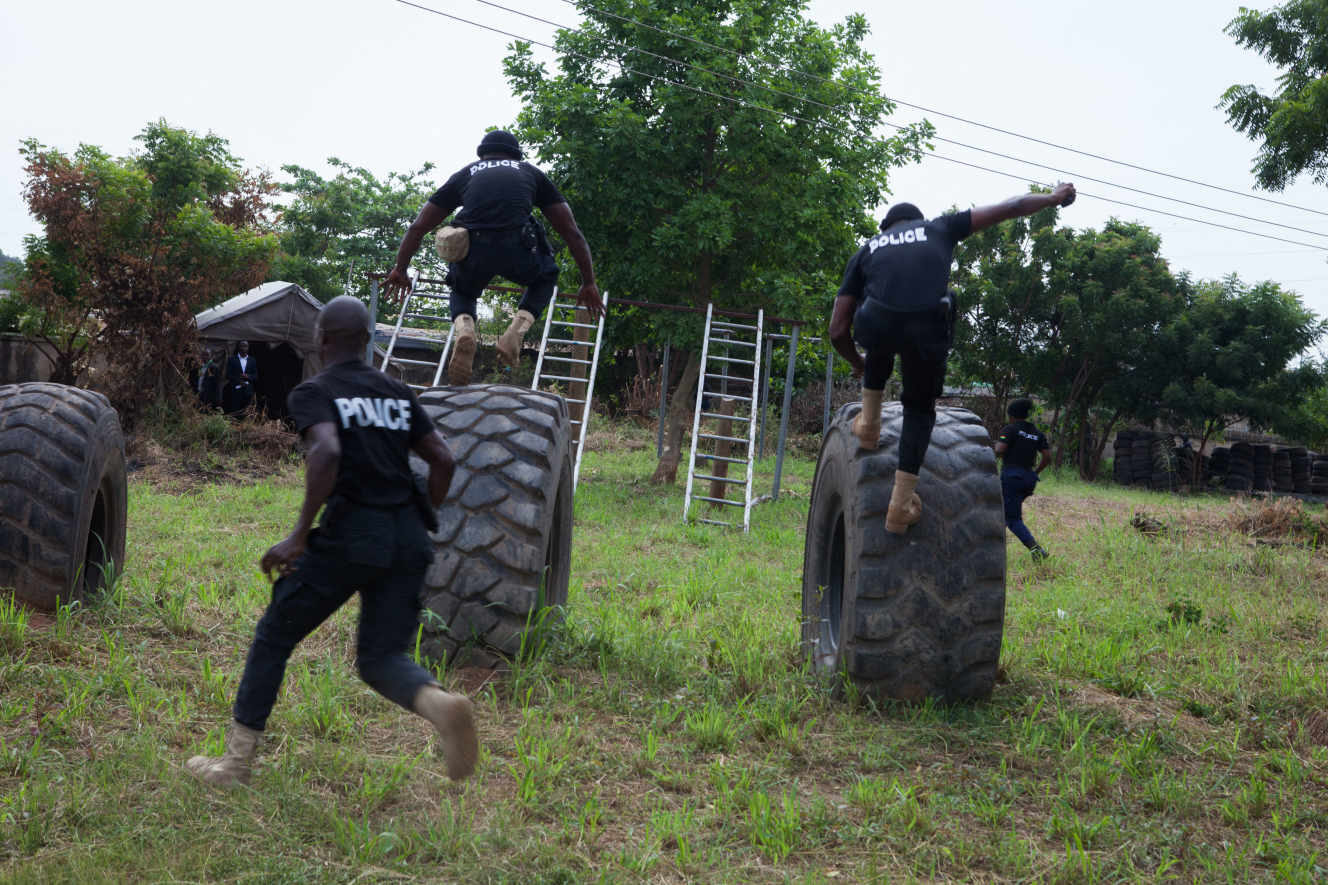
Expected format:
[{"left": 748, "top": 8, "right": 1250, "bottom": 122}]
[
  {"left": 885, "top": 470, "right": 923, "bottom": 535},
  {"left": 413, "top": 684, "right": 478, "bottom": 780},
  {"left": 185, "top": 721, "right": 261, "bottom": 787},
  {"left": 496, "top": 309, "right": 536, "bottom": 367},
  {"left": 852, "top": 388, "right": 884, "bottom": 450},
  {"left": 447, "top": 314, "right": 477, "bottom": 385}
]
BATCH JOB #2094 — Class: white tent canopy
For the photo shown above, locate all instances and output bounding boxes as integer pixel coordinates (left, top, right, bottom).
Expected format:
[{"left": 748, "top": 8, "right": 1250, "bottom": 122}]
[{"left": 195, "top": 280, "right": 323, "bottom": 379}]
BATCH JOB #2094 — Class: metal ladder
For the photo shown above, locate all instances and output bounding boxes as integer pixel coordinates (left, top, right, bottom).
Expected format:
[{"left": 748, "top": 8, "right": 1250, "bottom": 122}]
[
  {"left": 683, "top": 303, "right": 764, "bottom": 531},
  {"left": 531, "top": 292, "right": 609, "bottom": 486},
  {"left": 381, "top": 274, "right": 456, "bottom": 390}
]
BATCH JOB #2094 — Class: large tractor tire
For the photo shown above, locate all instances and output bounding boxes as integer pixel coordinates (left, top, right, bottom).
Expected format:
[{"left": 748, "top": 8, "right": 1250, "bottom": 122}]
[
  {"left": 0, "top": 383, "right": 127, "bottom": 610},
  {"left": 802, "top": 402, "right": 1005, "bottom": 703},
  {"left": 414, "top": 385, "right": 574, "bottom": 668}
]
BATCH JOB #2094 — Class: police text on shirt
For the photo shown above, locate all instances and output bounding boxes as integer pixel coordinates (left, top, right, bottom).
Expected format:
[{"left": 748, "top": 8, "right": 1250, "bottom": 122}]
[
  {"left": 334, "top": 397, "right": 413, "bottom": 431},
  {"left": 867, "top": 227, "right": 928, "bottom": 253}
]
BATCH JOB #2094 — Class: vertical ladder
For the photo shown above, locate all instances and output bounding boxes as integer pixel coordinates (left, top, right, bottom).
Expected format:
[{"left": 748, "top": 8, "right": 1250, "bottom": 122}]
[
  {"left": 381, "top": 275, "right": 456, "bottom": 390},
  {"left": 531, "top": 292, "right": 609, "bottom": 487},
  {"left": 683, "top": 303, "right": 764, "bottom": 531}
]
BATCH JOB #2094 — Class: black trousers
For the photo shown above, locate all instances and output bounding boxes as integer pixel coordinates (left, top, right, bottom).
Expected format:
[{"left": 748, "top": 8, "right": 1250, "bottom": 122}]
[
  {"left": 853, "top": 300, "right": 950, "bottom": 474},
  {"left": 446, "top": 228, "right": 559, "bottom": 321},
  {"left": 232, "top": 504, "right": 436, "bottom": 731}
]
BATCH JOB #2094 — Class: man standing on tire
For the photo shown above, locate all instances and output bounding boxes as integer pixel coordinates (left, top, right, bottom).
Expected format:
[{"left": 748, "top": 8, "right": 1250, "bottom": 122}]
[
  {"left": 385, "top": 129, "right": 604, "bottom": 384},
  {"left": 829, "top": 183, "right": 1075, "bottom": 534},
  {"left": 995, "top": 397, "right": 1051, "bottom": 561},
  {"left": 185, "top": 296, "right": 478, "bottom": 788}
]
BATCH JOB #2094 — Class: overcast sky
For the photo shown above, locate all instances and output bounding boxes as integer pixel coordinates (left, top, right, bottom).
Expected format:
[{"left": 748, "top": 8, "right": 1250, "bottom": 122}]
[{"left": 3, "top": 0, "right": 1325, "bottom": 334}]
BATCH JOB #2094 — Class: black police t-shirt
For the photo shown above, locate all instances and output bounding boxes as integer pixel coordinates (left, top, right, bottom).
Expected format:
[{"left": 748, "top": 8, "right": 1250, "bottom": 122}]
[
  {"left": 838, "top": 210, "right": 973, "bottom": 312},
  {"left": 428, "top": 159, "right": 565, "bottom": 231},
  {"left": 997, "top": 420, "right": 1049, "bottom": 470},
  {"left": 286, "top": 360, "right": 432, "bottom": 507}
]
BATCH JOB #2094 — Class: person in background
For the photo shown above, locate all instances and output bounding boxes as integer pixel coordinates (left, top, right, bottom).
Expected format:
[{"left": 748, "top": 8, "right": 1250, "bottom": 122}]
[
  {"left": 995, "top": 397, "right": 1051, "bottom": 562},
  {"left": 224, "top": 340, "right": 258, "bottom": 414}
]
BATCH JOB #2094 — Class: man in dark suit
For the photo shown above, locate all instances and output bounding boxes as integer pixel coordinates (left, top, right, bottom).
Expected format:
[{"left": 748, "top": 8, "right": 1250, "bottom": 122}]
[{"left": 224, "top": 340, "right": 258, "bottom": 414}]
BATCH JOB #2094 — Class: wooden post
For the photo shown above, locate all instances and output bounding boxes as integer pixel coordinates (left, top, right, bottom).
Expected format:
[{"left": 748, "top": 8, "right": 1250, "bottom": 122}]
[
  {"left": 568, "top": 306, "right": 591, "bottom": 426},
  {"left": 709, "top": 396, "right": 737, "bottom": 505}
]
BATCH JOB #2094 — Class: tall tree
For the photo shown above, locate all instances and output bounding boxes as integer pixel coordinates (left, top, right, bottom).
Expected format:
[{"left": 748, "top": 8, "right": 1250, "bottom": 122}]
[
  {"left": 949, "top": 190, "right": 1067, "bottom": 431},
  {"left": 504, "top": 0, "right": 928, "bottom": 482},
  {"left": 19, "top": 121, "right": 277, "bottom": 416},
  {"left": 1028, "top": 220, "right": 1182, "bottom": 478},
  {"left": 1220, "top": 0, "right": 1328, "bottom": 190},
  {"left": 272, "top": 159, "right": 442, "bottom": 304},
  {"left": 1155, "top": 275, "right": 1325, "bottom": 475}
]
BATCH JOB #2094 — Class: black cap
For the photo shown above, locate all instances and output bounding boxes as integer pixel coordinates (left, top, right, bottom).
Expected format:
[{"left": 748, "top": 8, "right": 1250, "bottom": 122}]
[
  {"left": 477, "top": 129, "right": 523, "bottom": 160},
  {"left": 880, "top": 202, "right": 924, "bottom": 231}
]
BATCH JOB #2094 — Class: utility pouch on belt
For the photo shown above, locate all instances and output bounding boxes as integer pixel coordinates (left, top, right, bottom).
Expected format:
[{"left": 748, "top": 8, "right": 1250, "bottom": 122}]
[{"left": 434, "top": 225, "right": 469, "bottom": 262}]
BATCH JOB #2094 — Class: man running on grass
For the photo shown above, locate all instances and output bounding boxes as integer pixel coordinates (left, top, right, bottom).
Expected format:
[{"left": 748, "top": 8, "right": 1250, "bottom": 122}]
[
  {"left": 828, "top": 182, "right": 1076, "bottom": 534},
  {"left": 996, "top": 397, "right": 1052, "bottom": 561},
  {"left": 185, "top": 296, "right": 477, "bottom": 787}
]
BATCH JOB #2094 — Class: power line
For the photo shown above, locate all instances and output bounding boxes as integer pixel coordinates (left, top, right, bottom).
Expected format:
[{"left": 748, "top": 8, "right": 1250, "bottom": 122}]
[
  {"left": 560, "top": 0, "right": 1328, "bottom": 219},
  {"left": 388, "top": 0, "right": 1328, "bottom": 253},
  {"left": 466, "top": 0, "right": 1327, "bottom": 239}
]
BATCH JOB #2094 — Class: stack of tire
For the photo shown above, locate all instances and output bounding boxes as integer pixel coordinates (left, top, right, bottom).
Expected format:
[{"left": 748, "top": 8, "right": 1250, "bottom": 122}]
[
  {"left": 1224, "top": 442, "right": 1254, "bottom": 492},
  {"left": 1289, "top": 447, "right": 1312, "bottom": 494},
  {"left": 1132, "top": 433, "right": 1157, "bottom": 486},
  {"left": 1209, "top": 446, "right": 1231, "bottom": 486},
  {"left": 1251, "top": 444, "right": 1274, "bottom": 492},
  {"left": 1149, "top": 436, "right": 1180, "bottom": 490},
  {"left": 1313, "top": 454, "right": 1328, "bottom": 496},
  {"left": 1112, "top": 430, "right": 1138, "bottom": 485},
  {"left": 1273, "top": 448, "right": 1295, "bottom": 492},
  {"left": 1174, "top": 446, "right": 1206, "bottom": 488}
]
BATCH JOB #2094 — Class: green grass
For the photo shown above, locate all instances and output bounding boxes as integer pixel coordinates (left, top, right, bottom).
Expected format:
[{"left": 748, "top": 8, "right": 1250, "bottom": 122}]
[{"left": 3, "top": 425, "right": 1327, "bottom": 882}]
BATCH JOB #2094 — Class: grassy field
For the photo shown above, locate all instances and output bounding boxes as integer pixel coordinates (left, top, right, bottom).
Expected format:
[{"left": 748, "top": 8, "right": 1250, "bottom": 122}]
[{"left": 3, "top": 422, "right": 1328, "bottom": 882}]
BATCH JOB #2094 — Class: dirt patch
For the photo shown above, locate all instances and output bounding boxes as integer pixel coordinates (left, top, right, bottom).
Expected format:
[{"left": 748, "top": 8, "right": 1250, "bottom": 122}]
[
  {"left": 1290, "top": 711, "right": 1328, "bottom": 748},
  {"left": 1069, "top": 684, "right": 1210, "bottom": 736},
  {"left": 1223, "top": 496, "right": 1328, "bottom": 548}
]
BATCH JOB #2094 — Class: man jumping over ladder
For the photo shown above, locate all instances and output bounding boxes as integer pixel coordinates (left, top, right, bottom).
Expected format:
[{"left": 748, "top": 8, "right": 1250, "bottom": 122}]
[
  {"left": 828, "top": 182, "right": 1076, "bottom": 535},
  {"left": 385, "top": 129, "right": 604, "bottom": 384}
]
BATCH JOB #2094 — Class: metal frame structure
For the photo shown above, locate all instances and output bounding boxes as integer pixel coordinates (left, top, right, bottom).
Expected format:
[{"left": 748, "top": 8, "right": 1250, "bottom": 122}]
[
  {"left": 531, "top": 292, "right": 609, "bottom": 487},
  {"left": 683, "top": 303, "right": 764, "bottom": 531},
  {"left": 379, "top": 274, "right": 456, "bottom": 390}
]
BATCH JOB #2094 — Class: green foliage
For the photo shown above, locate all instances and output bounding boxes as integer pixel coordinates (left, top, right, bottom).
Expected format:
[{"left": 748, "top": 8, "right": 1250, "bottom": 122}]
[
  {"left": 17, "top": 120, "right": 277, "bottom": 413},
  {"left": 503, "top": 0, "right": 930, "bottom": 342},
  {"left": 1154, "top": 275, "right": 1325, "bottom": 453},
  {"left": 272, "top": 159, "right": 442, "bottom": 304},
  {"left": 1268, "top": 360, "right": 1328, "bottom": 449},
  {"left": 950, "top": 189, "right": 1066, "bottom": 427},
  {"left": 1220, "top": 0, "right": 1328, "bottom": 190}
]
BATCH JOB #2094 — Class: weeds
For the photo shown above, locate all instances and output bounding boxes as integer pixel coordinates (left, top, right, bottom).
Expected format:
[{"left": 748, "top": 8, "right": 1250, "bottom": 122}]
[{"left": 3, "top": 434, "right": 1326, "bottom": 881}]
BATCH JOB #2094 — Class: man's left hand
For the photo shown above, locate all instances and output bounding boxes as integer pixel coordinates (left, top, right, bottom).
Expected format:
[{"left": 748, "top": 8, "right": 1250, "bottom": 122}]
[
  {"left": 261, "top": 533, "right": 307, "bottom": 581},
  {"left": 575, "top": 283, "right": 605, "bottom": 320}
]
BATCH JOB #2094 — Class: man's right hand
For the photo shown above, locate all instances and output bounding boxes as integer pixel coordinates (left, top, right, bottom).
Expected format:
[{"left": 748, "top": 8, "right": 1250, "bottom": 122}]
[
  {"left": 575, "top": 282, "right": 606, "bottom": 320},
  {"left": 1053, "top": 182, "right": 1076, "bottom": 207},
  {"left": 384, "top": 267, "right": 413, "bottom": 301}
]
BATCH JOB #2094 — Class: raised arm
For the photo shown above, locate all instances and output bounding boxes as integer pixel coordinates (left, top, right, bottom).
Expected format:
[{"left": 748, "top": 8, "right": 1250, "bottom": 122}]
[
  {"left": 541, "top": 202, "right": 604, "bottom": 320},
  {"left": 969, "top": 182, "right": 1076, "bottom": 234},
  {"left": 385, "top": 200, "right": 454, "bottom": 298}
]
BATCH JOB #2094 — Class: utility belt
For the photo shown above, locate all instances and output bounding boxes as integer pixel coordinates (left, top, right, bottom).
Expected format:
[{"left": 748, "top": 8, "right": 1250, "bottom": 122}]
[
  {"left": 435, "top": 216, "right": 551, "bottom": 263},
  {"left": 322, "top": 482, "right": 438, "bottom": 534},
  {"left": 853, "top": 290, "right": 957, "bottom": 351}
]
